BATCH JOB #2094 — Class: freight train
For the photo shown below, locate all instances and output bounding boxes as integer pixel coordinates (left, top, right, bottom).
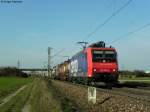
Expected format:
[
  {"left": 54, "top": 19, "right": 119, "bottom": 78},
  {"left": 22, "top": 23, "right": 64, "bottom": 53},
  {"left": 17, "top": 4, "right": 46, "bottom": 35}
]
[{"left": 52, "top": 41, "right": 119, "bottom": 85}]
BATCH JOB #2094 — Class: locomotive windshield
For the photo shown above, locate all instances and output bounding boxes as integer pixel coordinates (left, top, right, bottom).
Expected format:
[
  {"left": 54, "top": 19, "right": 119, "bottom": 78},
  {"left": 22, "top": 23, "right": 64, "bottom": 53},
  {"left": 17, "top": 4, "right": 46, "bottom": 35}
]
[{"left": 92, "top": 50, "right": 116, "bottom": 62}]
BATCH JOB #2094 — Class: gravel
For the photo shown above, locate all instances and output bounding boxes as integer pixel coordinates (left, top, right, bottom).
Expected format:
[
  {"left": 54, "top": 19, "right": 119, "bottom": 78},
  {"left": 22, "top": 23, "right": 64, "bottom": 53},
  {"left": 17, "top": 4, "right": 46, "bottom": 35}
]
[{"left": 51, "top": 80, "right": 150, "bottom": 112}]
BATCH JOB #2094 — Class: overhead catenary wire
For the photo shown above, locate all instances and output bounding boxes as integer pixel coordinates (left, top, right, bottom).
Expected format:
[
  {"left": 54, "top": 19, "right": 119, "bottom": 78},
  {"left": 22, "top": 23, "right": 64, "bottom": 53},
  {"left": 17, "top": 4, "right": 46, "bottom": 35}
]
[
  {"left": 50, "top": 48, "right": 66, "bottom": 67},
  {"left": 109, "top": 22, "right": 150, "bottom": 44},
  {"left": 53, "top": 0, "right": 133, "bottom": 65},
  {"left": 51, "top": 48, "right": 66, "bottom": 59},
  {"left": 83, "top": 0, "right": 133, "bottom": 41}
]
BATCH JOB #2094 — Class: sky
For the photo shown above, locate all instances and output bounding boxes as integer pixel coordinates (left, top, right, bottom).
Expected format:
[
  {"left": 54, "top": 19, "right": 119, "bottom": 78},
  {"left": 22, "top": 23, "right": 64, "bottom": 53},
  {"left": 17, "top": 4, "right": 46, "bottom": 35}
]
[{"left": 0, "top": 0, "right": 150, "bottom": 70}]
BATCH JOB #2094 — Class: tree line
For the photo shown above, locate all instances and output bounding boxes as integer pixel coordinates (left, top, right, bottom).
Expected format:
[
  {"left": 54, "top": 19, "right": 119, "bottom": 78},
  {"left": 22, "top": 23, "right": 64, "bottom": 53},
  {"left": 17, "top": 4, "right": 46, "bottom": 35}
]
[
  {"left": 119, "top": 70, "right": 150, "bottom": 78},
  {"left": 0, "top": 67, "right": 28, "bottom": 77}
]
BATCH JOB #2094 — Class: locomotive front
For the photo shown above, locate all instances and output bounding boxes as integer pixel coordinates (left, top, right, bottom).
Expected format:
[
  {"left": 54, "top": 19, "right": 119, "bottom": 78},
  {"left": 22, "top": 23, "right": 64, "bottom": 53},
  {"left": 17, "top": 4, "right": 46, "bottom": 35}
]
[{"left": 87, "top": 41, "right": 119, "bottom": 82}]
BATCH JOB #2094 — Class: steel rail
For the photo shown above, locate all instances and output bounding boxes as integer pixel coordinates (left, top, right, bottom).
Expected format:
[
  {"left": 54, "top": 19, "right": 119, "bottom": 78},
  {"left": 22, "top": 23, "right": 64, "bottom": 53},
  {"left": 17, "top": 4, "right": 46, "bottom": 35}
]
[{"left": 60, "top": 80, "right": 150, "bottom": 105}]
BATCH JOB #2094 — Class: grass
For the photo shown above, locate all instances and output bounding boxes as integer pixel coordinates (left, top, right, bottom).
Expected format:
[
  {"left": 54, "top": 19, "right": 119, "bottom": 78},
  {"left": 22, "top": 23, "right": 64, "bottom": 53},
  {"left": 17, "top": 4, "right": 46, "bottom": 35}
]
[
  {"left": 51, "top": 80, "right": 86, "bottom": 112},
  {"left": 30, "top": 78, "right": 77, "bottom": 112},
  {"left": 49, "top": 80, "right": 78, "bottom": 112},
  {"left": 30, "top": 79, "right": 62, "bottom": 112},
  {"left": 119, "top": 77, "right": 150, "bottom": 80},
  {"left": 0, "top": 81, "right": 34, "bottom": 112},
  {"left": 0, "top": 77, "right": 32, "bottom": 100},
  {"left": 119, "top": 77, "right": 150, "bottom": 84},
  {"left": 0, "top": 77, "right": 78, "bottom": 112}
]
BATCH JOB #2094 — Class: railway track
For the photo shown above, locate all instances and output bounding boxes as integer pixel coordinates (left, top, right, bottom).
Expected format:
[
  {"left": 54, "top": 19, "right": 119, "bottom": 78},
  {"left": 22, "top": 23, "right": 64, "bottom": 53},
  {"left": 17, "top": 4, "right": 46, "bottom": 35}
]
[
  {"left": 117, "top": 81, "right": 150, "bottom": 90},
  {"left": 97, "top": 87, "right": 150, "bottom": 105},
  {"left": 65, "top": 81, "right": 150, "bottom": 105}
]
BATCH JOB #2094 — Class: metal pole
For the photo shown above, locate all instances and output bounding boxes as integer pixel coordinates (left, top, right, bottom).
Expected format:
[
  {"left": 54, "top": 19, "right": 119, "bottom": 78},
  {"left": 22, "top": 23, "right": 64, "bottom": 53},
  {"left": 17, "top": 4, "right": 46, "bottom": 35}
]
[
  {"left": 17, "top": 60, "right": 20, "bottom": 69},
  {"left": 48, "top": 47, "right": 52, "bottom": 78}
]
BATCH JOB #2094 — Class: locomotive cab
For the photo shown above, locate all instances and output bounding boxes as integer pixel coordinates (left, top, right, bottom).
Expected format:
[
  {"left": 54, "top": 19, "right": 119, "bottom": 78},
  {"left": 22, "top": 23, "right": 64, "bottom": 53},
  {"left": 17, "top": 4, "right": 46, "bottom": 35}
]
[{"left": 87, "top": 41, "right": 119, "bottom": 82}]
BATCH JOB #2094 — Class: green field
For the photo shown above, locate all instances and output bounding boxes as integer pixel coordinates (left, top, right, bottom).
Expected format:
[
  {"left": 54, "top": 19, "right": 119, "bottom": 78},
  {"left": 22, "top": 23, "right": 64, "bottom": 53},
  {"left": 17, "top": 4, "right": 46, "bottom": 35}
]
[
  {"left": 119, "top": 77, "right": 150, "bottom": 80},
  {"left": 0, "top": 78, "right": 63, "bottom": 112},
  {"left": 0, "top": 77, "right": 32, "bottom": 99},
  {"left": 119, "top": 77, "right": 150, "bottom": 83},
  {"left": 0, "top": 77, "right": 149, "bottom": 112}
]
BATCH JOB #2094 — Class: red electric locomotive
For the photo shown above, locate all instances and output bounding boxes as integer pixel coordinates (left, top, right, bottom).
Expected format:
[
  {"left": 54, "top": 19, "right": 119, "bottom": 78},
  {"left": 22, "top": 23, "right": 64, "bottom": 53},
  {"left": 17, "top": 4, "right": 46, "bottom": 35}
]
[{"left": 69, "top": 41, "right": 119, "bottom": 85}]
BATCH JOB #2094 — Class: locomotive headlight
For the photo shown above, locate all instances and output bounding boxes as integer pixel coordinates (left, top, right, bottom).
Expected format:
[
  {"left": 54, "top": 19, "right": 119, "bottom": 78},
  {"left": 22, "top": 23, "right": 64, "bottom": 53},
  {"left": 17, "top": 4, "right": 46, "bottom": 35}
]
[
  {"left": 88, "top": 74, "right": 92, "bottom": 77},
  {"left": 93, "top": 68, "right": 97, "bottom": 72},
  {"left": 113, "top": 69, "right": 116, "bottom": 72}
]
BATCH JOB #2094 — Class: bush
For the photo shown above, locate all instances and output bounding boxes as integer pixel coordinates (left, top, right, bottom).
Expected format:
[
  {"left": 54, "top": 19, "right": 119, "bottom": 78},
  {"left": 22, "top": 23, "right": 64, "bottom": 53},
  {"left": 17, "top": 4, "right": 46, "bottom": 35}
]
[
  {"left": 134, "top": 70, "right": 149, "bottom": 77},
  {"left": 0, "top": 67, "right": 28, "bottom": 77}
]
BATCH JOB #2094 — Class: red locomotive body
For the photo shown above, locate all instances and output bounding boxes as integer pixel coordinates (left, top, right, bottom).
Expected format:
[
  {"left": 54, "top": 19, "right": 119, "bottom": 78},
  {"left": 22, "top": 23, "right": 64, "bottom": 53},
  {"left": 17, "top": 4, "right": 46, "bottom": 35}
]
[
  {"left": 86, "top": 47, "right": 118, "bottom": 82},
  {"left": 69, "top": 41, "right": 119, "bottom": 83}
]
